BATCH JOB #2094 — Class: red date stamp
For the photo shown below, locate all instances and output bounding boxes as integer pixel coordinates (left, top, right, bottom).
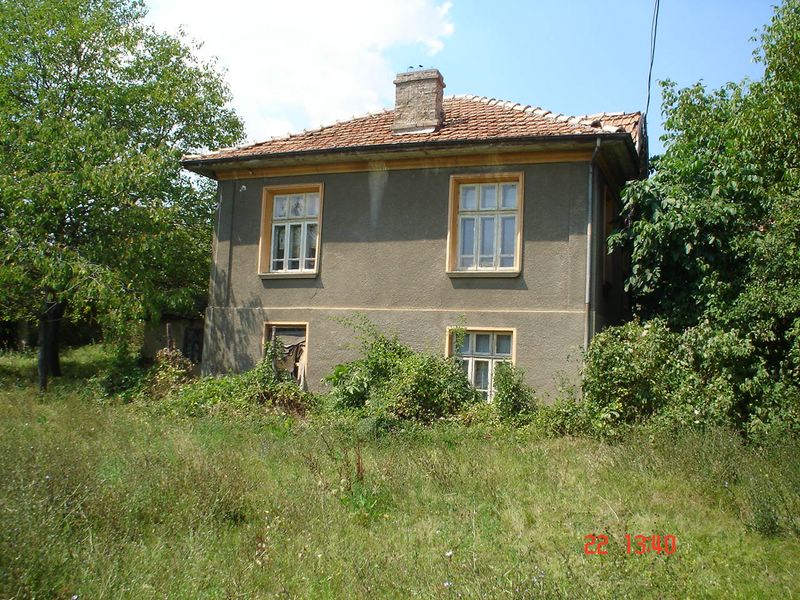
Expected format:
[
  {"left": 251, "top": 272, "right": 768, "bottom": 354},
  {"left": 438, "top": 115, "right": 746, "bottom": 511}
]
[{"left": 584, "top": 534, "right": 677, "bottom": 555}]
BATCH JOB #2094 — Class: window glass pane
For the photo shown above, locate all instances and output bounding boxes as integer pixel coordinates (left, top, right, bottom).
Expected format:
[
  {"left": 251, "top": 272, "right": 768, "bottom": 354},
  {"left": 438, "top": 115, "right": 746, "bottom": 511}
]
[
  {"left": 288, "top": 223, "right": 302, "bottom": 270},
  {"left": 475, "top": 334, "right": 491, "bottom": 354},
  {"left": 289, "top": 195, "right": 304, "bottom": 218},
  {"left": 304, "top": 223, "right": 317, "bottom": 270},
  {"left": 473, "top": 360, "right": 490, "bottom": 390},
  {"left": 499, "top": 256, "right": 514, "bottom": 268},
  {"left": 305, "top": 193, "right": 319, "bottom": 217},
  {"left": 501, "top": 183, "right": 517, "bottom": 209},
  {"left": 459, "top": 185, "right": 477, "bottom": 210},
  {"left": 459, "top": 217, "right": 475, "bottom": 267},
  {"left": 480, "top": 184, "right": 497, "bottom": 210},
  {"left": 501, "top": 216, "right": 516, "bottom": 256},
  {"left": 496, "top": 334, "right": 512, "bottom": 355},
  {"left": 479, "top": 217, "right": 495, "bottom": 267},
  {"left": 271, "top": 225, "right": 286, "bottom": 270},
  {"left": 274, "top": 196, "right": 288, "bottom": 219}
]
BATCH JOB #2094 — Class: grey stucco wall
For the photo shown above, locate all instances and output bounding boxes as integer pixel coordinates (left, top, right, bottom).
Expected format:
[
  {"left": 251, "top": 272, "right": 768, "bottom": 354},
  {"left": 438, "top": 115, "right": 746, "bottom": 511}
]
[{"left": 203, "top": 161, "right": 594, "bottom": 396}]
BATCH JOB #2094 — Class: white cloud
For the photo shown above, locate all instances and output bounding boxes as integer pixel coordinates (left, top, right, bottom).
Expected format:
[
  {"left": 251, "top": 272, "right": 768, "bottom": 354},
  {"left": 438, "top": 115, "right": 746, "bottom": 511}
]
[{"left": 145, "top": 0, "right": 454, "bottom": 144}]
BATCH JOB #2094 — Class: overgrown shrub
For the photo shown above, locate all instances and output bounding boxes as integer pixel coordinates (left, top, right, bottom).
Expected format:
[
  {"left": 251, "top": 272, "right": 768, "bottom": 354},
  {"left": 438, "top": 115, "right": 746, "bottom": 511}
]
[
  {"left": 582, "top": 319, "right": 800, "bottom": 438},
  {"left": 325, "top": 318, "right": 412, "bottom": 409},
  {"left": 96, "top": 346, "right": 147, "bottom": 397},
  {"left": 492, "top": 361, "right": 536, "bottom": 420},
  {"left": 582, "top": 319, "right": 682, "bottom": 432},
  {"left": 138, "top": 339, "right": 313, "bottom": 417},
  {"left": 370, "top": 352, "right": 476, "bottom": 422},
  {"left": 142, "top": 347, "right": 195, "bottom": 401},
  {"left": 325, "top": 317, "right": 476, "bottom": 422}
]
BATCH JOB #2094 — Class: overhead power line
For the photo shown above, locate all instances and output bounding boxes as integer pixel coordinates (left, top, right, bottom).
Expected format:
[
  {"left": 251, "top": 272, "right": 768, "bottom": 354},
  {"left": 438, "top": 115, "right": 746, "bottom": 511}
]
[{"left": 645, "top": 0, "right": 661, "bottom": 117}]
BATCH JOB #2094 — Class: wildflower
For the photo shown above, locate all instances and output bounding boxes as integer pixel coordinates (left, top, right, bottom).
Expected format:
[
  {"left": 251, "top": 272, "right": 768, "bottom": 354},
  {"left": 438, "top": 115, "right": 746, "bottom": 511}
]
[
  {"left": 443, "top": 581, "right": 452, "bottom": 588},
  {"left": 445, "top": 550, "right": 454, "bottom": 558}
]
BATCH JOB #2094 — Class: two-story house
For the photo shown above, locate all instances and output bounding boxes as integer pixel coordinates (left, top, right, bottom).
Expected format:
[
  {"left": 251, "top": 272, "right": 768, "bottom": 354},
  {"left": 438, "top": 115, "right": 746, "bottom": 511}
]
[{"left": 182, "top": 69, "right": 647, "bottom": 396}]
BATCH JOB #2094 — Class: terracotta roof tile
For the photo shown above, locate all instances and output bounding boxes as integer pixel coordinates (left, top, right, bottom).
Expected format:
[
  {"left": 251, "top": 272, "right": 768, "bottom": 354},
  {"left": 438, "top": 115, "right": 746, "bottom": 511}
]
[{"left": 185, "top": 96, "right": 642, "bottom": 163}]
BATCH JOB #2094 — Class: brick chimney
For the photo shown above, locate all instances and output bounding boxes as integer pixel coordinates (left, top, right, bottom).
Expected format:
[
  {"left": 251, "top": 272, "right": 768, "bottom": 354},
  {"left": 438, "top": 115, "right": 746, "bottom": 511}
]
[{"left": 392, "top": 68, "right": 446, "bottom": 134}]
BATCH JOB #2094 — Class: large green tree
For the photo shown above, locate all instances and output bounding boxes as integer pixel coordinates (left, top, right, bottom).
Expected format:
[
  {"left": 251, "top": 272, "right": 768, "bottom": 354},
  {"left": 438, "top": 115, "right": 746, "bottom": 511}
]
[
  {"left": 610, "top": 0, "right": 799, "bottom": 425},
  {"left": 0, "top": 0, "right": 244, "bottom": 388}
]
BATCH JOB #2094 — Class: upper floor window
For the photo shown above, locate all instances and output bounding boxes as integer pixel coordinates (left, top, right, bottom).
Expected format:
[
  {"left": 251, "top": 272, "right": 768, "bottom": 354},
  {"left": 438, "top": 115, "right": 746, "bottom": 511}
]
[
  {"left": 447, "top": 173, "right": 524, "bottom": 276},
  {"left": 259, "top": 184, "right": 323, "bottom": 277}
]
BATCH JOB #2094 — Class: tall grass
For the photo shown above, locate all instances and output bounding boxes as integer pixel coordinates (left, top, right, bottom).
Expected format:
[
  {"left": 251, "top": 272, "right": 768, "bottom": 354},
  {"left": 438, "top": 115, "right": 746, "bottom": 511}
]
[{"left": 0, "top": 347, "right": 798, "bottom": 598}]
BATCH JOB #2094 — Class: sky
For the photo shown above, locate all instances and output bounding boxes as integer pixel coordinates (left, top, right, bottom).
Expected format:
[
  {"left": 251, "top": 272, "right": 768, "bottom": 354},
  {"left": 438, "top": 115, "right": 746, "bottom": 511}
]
[{"left": 145, "top": 0, "right": 777, "bottom": 156}]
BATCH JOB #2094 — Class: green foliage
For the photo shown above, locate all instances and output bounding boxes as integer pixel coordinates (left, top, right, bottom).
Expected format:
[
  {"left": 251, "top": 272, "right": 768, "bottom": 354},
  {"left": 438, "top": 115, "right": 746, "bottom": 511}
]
[
  {"left": 582, "top": 320, "right": 682, "bottom": 432},
  {"left": 325, "top": 317, "right": 476, "bottom": 422},
  {"left": 581, "top": 320, "right": 800, "bottom": 437},
  {"left": 142, "top": 347, "right": 195, "bottom": 401},
  {"left": 492, "top": 361, "right": 536, "bottom": 421},
  {"left": 2, "top": 366, "right": 800, "bottom": 598},
  {"left": 2, "top": 351, "right": 800, "bottom": 595},
  {"left": 371, "top": 351, "right": 476, "bottom": 422},
  {"left": 95, "top": 345, "right": 147, "bottom": 397},
  {"left": 0, "top": 0, "right": 244, "bottom": 337},
  {"left": 137, "top": 339, "right": 313, "bottom": 418},
  {"left": 599, "top": 0, "right": 800, "bottom": 437}
]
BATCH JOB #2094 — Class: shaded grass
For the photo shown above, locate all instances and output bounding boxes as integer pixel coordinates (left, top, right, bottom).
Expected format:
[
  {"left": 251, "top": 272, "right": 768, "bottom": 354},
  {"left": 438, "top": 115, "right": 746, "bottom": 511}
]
[{"left": 0, "top": 348, "right": 799, "bottom": 598}]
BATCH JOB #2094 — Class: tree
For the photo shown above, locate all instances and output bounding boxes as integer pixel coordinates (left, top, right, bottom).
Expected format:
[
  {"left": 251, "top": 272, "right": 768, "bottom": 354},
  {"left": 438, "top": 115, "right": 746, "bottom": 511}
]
[
  {"left": 610, "top": 0, "right": 800, "bottom": 428},
  {"left": 0, "top": 0, "right": 244, "bottom": 389}
]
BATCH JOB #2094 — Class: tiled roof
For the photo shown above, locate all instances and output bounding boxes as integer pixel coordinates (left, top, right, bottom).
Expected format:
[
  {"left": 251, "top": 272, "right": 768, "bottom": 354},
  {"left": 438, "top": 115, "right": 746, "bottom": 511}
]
[{"left": 185, "top": 96, "right": 643, "bottom": 163}]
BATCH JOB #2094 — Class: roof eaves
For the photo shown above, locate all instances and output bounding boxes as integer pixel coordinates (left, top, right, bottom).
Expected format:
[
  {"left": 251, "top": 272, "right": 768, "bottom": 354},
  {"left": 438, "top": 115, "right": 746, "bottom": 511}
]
[{"left": 180, "top": 132, "right": 636, "bottom": 170}]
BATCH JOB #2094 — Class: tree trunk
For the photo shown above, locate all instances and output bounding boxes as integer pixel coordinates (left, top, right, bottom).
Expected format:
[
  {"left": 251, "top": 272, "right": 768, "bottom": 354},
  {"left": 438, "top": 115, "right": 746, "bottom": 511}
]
[
  {"left": 37, "top": 310, "right": 50, "bottom": 392},
  {"left": 37, "top": 300, "right": 65, "bottom": 391},
  {"left": 47, "top": 301, "right": 65, "bottom": 377}
]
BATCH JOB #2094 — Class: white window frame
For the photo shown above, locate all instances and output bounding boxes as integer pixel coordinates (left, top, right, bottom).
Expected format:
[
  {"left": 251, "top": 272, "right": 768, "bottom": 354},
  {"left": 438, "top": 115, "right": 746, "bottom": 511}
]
[
  {"left": 447, "top": 328, "right": 516, "bottom": 401},
  {"left": 447, "top": 173, "right": 524, "bottom": 276},
  {"left": 259, "top": 184, "right": 323, "bottom": 278}
]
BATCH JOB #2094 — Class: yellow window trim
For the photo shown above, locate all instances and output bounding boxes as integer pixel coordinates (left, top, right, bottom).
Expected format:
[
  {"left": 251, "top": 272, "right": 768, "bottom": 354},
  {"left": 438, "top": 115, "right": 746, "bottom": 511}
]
[
  {"left": 446, "top": 172, "right": 525, "bottom": 276},
  {"left": 258, "top": 183, "right": 324, "bottom": 276}
]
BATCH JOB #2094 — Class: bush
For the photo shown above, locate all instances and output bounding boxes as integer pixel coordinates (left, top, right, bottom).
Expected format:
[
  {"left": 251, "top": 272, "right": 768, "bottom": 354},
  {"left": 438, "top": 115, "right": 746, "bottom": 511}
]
[
  {"left": 582, "top": 318, "right": 800, "bottom": 438},
  {"left": 582, "top": 319, "right": 682, "bottom": 432},
  {"left": 325, "top": 319, "right": 412, "bottom": 410},
  {"left": 96, "top": 346, "right": 147, "bottom": 397},
  {"left": 139, "top": 339, "right": 314, "bottom": 418},
  {"left": 144, "top": 347, "right": 195, "bottom": 401},
  {"left": 325, "top": 318, "right": 476, "bottom": 422},
  {"left": 492, "top": 361, "right": 536, "bottom": 420},
  {"left": 370, "top": 352, "right": 476, "bottom": 422}
]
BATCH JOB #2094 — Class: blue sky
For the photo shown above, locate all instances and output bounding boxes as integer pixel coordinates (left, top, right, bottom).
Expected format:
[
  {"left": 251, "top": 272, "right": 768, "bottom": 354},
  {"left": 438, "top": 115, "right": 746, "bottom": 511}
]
[
  {"left": 147, "top": 0, "right": 776, "bottom": 156},
  {"left": 414, "top": 0, "right": 774, "bottom": 155}
]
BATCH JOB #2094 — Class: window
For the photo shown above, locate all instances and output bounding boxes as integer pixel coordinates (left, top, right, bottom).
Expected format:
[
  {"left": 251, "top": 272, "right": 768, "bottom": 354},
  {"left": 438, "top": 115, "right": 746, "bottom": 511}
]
[
  {"left": 264, "top": 322, "right": 308, "bottom": 385},
  {"left": 447, "top": 173, "right": 524, "bottom": 275},
  {"left": 448, "top": 329, "right": 514, "bottom": 401},
  {"left": 259, "top": 184, "right": 323, "bottom": 276}
]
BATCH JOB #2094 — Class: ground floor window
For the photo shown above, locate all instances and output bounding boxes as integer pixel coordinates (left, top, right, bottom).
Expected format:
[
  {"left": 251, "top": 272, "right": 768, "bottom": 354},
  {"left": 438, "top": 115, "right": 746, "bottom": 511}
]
[
  {"left": 265, "top": 323, "right": 308, "bottom": 387},
  {"left": 449, "top": 329, "right": 514, "bottom": 401}
]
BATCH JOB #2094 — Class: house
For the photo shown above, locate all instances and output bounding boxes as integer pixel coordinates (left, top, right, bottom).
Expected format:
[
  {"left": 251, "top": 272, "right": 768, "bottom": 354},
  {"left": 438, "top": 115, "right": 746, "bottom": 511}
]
[{"left": 182, "top": 69, "right": 647, "bottom": 397}]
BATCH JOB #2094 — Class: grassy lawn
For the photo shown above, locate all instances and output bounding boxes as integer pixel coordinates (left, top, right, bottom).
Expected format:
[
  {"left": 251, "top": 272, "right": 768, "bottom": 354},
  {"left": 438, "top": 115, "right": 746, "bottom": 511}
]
[{"left": 1, "top": 347, "right": 798, "bottom": 599}]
